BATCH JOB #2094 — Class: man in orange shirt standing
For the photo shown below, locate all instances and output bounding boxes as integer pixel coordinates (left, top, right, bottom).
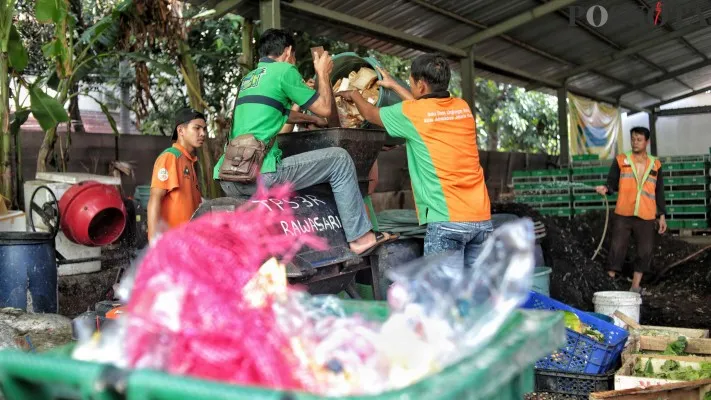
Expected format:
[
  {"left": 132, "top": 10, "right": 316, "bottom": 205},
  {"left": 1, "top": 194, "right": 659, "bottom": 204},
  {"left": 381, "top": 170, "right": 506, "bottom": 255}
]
[
  {"left": 337, "top": 54, "right": 492, "bottom": 266},
  {"left": 147, "top": 108, "right": 206, "bottom": 242}
]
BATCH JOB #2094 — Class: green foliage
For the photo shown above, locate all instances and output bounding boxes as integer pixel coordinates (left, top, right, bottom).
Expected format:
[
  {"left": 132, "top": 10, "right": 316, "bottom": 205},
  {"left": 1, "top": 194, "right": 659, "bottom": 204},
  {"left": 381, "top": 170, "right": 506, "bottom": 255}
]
[
  {"left": 8, "top": 25, "right": 28, "bottom": 71},
  {"left": 28, "top": 84, "right": 69, "bottom": 131},
  {"left": 475, "top": 78, "right": 559, "bottom": 154}
]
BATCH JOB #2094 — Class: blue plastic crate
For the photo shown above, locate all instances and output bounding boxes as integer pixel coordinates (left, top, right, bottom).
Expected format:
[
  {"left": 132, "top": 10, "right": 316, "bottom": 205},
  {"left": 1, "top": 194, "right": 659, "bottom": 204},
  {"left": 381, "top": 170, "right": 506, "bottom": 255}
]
[{"left": 521, "top": 291, "right": 628, "bottom": 374}]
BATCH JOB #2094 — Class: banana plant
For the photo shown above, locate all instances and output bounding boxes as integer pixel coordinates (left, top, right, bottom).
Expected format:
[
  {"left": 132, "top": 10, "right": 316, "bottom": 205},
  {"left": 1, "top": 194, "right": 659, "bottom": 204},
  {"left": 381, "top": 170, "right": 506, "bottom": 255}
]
[
  {"left": 27, "top": 0, "right": 129, "bottom": 173},
  {"left": 0, "top": 0, "right": 30, "bottom": 204}
]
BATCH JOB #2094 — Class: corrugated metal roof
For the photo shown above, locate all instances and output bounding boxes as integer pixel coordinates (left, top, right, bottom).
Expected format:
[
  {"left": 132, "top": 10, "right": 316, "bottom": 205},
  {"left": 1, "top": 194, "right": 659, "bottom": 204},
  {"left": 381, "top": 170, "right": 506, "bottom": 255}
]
[{"left": 191, "top": 0, "right": 711, "bottom": 111}]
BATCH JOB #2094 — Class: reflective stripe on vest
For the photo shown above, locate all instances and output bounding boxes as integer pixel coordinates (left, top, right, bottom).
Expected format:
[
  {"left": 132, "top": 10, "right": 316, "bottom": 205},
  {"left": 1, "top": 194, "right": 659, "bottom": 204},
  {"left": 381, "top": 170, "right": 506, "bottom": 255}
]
[{"left": 615, "top": 151, "right": 659, "bottom": 220}]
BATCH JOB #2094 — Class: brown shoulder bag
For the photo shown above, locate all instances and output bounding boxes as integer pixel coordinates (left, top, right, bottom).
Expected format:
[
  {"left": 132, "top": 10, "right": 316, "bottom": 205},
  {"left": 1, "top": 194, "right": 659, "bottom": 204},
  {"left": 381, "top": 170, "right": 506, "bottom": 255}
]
[{"left": 218, "top": 134, "right": 276, "bottom": 183}]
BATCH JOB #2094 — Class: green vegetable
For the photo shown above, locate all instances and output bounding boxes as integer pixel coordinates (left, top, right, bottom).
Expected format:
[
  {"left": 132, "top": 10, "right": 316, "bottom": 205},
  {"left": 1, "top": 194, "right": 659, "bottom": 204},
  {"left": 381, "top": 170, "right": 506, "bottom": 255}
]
[
  {"left": 662, "top": 336, "right": 688, "bottom": 356},
  {"left": 632, "top": 358, "right": 711, "bottom": 381},
  {"left": 563, "top": 311, "right": 582, "bottom": 333}
]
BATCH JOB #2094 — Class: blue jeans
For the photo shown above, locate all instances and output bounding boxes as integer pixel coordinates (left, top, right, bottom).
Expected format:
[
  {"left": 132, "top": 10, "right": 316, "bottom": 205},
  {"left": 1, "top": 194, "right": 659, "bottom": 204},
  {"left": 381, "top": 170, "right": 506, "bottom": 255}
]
[
  {"left": 424, "top": 221, "right": 494, "bottom": 267},
  {"left": 220, "top": 147, "right": 372, "bottom": 242}
]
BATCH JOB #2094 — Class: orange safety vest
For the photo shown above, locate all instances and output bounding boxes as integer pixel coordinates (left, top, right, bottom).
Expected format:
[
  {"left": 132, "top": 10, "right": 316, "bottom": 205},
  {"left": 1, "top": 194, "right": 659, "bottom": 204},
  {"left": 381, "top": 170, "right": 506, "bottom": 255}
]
[{"left": 614, "top": 151, "right": 661, "bottom": 221}]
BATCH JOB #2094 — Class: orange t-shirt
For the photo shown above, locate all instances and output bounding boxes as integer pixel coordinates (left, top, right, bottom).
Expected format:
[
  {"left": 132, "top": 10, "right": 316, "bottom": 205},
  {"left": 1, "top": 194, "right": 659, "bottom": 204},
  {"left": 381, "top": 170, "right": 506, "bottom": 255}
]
[{"left": 150, "top": 143, "right": 202, "bottom": 229}]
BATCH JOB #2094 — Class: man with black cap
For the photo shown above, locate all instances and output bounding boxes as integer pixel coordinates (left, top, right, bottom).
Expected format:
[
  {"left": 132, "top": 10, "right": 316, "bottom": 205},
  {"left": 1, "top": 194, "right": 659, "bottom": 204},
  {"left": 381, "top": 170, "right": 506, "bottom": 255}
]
[{"left": 147, "top": 108, "right": 207, "bottom": 242}]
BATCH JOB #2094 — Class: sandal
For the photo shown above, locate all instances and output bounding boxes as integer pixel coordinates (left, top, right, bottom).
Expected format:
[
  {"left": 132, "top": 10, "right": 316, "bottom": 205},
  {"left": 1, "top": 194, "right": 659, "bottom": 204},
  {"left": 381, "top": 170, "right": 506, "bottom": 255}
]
[{"left": 355, "top": 232, "right": 399, "bottom": 257}]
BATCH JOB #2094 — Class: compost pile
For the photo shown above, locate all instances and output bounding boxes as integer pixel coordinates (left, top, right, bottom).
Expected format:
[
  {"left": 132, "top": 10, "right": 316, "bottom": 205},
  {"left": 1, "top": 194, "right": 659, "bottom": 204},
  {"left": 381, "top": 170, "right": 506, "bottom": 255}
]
[
  {"left": 333, "top": 67, "right": 380, "bottom": 128},
  {"left": 492, "top": 202, "right": 711, "bottom": 329}
]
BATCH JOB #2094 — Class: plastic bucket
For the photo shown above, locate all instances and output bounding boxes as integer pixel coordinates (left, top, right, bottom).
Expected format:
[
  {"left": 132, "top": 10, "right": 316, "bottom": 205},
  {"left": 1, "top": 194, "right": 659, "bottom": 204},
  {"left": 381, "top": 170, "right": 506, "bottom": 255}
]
[
  {"left": 532, "top": 267, "right": 552, "bottom": 296},
  {"left": 593, "top": 291, "right": 642, "bottom": 328},
  {"left": 0, "top": 232, "right": 58, "bottom": 313},
  {"left": 134, "top": 185, "right": 150, "bottom": 209}
]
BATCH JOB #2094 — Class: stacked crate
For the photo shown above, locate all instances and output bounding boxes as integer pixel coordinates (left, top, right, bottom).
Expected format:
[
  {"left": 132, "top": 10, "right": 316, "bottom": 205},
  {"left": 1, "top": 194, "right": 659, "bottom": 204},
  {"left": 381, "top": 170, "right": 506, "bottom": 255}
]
[
  {"left": 660, "top": 155, "right": 710, "bottom": 230},
  {"left": 570, "top": 155, "right": 617, "bottom": 216},
  {"left": 512, "top": 169, "right": 572, "bottom": 217}
]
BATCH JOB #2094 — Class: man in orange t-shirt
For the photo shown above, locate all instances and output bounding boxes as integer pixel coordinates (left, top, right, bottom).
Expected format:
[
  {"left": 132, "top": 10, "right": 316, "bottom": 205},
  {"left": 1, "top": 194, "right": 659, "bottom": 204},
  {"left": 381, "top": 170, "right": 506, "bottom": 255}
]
[
  {"left": 337, "top": 54, "right": 492, "bottom": 266},
  {"left": 147, "top": 108, "right": 206, "bottom": 242}
]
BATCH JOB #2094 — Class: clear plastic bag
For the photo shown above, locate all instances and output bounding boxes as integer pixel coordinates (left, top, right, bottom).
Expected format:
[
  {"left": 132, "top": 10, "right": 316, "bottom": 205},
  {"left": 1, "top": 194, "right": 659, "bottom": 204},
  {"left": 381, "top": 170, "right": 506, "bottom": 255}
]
[{"left": 386, "top": 218, "right": 536, "bottom": 365}]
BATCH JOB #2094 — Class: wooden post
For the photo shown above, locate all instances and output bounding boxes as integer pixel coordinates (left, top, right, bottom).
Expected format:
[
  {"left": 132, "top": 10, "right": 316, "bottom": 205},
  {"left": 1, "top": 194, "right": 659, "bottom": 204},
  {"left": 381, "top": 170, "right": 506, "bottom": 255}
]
[{"left": 558, "top": 85, "right": 569, "bottom": 167}]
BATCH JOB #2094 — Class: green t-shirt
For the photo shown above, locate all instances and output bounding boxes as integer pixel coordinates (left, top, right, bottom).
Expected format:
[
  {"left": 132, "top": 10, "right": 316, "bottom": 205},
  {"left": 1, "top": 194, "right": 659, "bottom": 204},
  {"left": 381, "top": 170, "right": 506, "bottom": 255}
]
[{"left": 213, "top": 58, "right": 318, "bottom": 179}]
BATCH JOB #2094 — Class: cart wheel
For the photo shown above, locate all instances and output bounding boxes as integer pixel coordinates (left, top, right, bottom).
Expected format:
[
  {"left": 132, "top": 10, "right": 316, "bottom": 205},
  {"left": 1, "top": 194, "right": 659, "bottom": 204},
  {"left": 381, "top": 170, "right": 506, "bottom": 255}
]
[{"left": 29, "top": 185, "right": 60, "bottom": 239}]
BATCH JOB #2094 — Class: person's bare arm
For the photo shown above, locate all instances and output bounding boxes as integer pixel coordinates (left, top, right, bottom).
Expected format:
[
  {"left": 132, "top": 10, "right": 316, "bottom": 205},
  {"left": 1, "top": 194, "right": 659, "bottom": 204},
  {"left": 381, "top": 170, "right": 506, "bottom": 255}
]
[
  {"left": 305, "top": 52, "right": 334, "bottom": 118},
  {"left": 336, "top": 90, "right": 383, "bottom": 127},
  {"left": 285, "top": 110, "right": 328, "bottom": 127},
  {"left": 147, "top": 187, "right": 167, "bottom": 243},
  {"left": 376, "top": 66, "right": 414, "bottom": 101}
]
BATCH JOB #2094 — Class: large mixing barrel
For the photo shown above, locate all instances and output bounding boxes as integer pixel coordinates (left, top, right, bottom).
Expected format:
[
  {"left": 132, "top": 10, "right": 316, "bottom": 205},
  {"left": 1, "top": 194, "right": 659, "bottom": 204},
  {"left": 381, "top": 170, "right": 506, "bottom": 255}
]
[{"left": 318, "top": 52, "right": 410, "bottom": 145}]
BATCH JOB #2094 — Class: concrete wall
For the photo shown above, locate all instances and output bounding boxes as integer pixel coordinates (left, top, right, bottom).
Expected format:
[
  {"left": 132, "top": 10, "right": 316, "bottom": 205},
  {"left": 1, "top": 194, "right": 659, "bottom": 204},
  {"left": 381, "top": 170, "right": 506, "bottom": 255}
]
[
  {"left": 19, "top": 129, "right": 552, "bottom": 212},
  {"left": 19, "top": 130, "right": 172, "bottom": 206},
  {"left": 622, "top": 93, "right": 711, "bottom": 156},
  {"left": 371, "top": 145, "right": 553, "bottom": 211}
]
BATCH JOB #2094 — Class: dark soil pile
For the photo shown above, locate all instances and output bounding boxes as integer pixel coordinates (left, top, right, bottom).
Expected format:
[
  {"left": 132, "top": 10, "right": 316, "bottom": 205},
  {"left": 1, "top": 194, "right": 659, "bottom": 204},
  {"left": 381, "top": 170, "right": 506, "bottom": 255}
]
[{"left": 493, "top": 202, "right": 711, "bottom": 329}]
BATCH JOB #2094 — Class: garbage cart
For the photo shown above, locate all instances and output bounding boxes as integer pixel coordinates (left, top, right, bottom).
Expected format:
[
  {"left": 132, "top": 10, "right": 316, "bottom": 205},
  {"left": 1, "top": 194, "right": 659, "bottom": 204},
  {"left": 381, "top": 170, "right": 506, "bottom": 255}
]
[{"left": 0, "top": 301, "right": 565, "bottom": 400}]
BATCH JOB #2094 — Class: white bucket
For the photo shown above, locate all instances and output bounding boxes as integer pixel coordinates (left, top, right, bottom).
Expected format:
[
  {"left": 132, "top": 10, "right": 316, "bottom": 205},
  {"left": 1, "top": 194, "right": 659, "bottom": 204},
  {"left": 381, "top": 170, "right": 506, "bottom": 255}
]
[{"left": 593, "top": 291, "right": 642, "bottom": 328}]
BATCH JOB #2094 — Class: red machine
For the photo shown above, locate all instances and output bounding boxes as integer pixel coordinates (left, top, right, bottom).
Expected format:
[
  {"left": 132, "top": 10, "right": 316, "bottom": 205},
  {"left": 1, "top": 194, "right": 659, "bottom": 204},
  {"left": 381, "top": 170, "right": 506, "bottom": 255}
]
[{"left": 58, "top": 181, "right": 127, "bottom": 246}]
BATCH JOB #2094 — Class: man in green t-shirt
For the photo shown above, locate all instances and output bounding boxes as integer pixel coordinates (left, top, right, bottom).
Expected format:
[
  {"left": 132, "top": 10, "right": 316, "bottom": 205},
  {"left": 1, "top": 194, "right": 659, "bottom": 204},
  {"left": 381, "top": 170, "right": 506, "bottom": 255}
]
[{"left": 215, "top": 29, "right": 396, "bottom": 256}]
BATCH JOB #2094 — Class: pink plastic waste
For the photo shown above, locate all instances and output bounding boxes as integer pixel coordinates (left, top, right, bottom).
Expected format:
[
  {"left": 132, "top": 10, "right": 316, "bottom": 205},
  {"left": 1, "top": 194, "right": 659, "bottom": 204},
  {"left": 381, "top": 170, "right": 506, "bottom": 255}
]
[{"left": 124, "top": 182, "right": 326, "bottom": 390}]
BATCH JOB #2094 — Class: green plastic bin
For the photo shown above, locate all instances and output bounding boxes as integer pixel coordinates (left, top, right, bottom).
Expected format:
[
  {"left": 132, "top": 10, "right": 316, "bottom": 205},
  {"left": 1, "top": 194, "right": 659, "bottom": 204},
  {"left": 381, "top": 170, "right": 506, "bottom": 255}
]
[{"left": 0, "top": 302, "right": 564, "bottom": 400}]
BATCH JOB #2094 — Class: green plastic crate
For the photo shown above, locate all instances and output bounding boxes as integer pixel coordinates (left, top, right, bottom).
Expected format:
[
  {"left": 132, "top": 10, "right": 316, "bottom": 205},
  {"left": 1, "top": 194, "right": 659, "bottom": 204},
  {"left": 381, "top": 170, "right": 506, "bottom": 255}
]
[
  {"left": 667, "top": 205, "right": 708, "bottom": 214},
  {"left": 571, "top": 168, "right": 591, "bottom": 175},
  {"left": 0, "top": 303, "right": 565, "bottom": 400},
  {"left": 511, "top": 170, "right": 530, "bottom": 177},
  {"left": 666, "top": 220, "right": 685, "bottom": 229},
  {"left": 530, "top": 169, "right": 568, "bottom": 177},
  {"left": 539, "top": 208, "right": 573, "bottom": 217},
  {"left": 666, "top": 162, "right": 706, "bottom": 171},
  {"left": 666, "top": 191, "right": 707, "bottom": 200},
  {"left": 589, "top": 166, "right": 610, "bottom": 175},
  {"left": 686, "top": 220, "right": 709, "bottom": 229},
  {"left": 572, "top": 154, "right": 599, "bottom": 161}
]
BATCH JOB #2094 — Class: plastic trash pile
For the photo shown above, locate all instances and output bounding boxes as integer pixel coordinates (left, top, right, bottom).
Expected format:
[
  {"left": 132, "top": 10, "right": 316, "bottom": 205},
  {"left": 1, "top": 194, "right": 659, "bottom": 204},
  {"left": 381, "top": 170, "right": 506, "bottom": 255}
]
[
  {"left": 72, "top": 182, "right": 537, "bottom": 396},
  {"left": 333, "top": 67, "right": 380, "bottom": 128}
]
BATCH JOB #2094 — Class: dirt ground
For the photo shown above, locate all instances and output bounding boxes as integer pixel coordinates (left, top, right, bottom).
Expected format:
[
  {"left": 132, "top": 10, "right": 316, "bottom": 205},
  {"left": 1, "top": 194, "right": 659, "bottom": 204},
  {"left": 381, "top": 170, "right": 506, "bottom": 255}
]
[
  {"left": 58, "top": 248, "right": 131, "bottom": 318},
  {"left": 493, "top": 202, "right": 711, "bottom": 330}
]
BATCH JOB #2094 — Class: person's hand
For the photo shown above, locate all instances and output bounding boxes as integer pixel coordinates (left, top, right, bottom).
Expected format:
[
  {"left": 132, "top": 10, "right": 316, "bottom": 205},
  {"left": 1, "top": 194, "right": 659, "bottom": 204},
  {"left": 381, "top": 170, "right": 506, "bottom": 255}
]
[
  {"left": 658, "top": 215, "right": 667, "bottom": 234},
  {"left": 595, "top": 185, "right": 608, "bottom": 195},
  {"left": 335, "top": 90, "right": 357, "bottom": 101},
  {"left": 312, "top": 116, "right": 329, "bottom": 127},
  {"left": 305, "top": 78, "right": 315, "bottom": 89},
  {"left": 313, "top": 51, "right": 333, "bottom": 77},
  {"left": 376, "top": 66, "right": 397, "bottom": 89}
]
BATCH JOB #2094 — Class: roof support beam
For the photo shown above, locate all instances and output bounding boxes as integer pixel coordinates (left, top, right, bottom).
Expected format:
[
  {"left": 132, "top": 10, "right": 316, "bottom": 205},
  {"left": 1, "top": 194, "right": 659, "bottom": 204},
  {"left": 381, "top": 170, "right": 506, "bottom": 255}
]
[
  {"left": 553, "top": 22, "right": 711, "bottom": 80},
  {"left": 453, "top": 0, "right": 579, "bottom": 48},
  {"left": 656, "top": 106, "right": 711, "bottom": 117},
  {"left": 210, "top": 0, "right": 247, "bottom": 19},
  {"left": 259, "top": 0, "right": 281, "bottom": 31},
  {"left": 281, "top": 0, "right": 467, "bottom": 57},
  {"left": 626, "top": 85, "right": 711, "bottom": 116},
  {"left": 609, "top": 58, "right": 711, "bottom": 97}
]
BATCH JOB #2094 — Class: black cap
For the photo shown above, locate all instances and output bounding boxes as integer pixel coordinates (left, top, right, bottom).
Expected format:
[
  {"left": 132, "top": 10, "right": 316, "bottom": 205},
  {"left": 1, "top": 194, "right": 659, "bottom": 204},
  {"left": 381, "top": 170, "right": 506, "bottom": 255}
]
[{"left": 172, "top": 108, "right": 206, "bottom": 141}]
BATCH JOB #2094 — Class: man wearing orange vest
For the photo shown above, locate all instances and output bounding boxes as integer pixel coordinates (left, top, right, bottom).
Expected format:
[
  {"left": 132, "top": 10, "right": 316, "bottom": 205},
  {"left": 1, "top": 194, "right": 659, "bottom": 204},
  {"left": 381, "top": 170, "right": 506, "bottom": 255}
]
[
  {"left": 596, "top": 127, "right": 667, "bottom": 293},
  {"left": 336, "top": 53, "right": 492, "bottom": 266}
]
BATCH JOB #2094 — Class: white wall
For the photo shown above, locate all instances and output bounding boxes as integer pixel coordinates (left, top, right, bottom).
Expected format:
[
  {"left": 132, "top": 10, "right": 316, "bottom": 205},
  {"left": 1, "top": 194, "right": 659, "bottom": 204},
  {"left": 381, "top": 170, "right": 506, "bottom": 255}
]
[{"left": 621, "top": 92, "right": 711, "bottom": 156}]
